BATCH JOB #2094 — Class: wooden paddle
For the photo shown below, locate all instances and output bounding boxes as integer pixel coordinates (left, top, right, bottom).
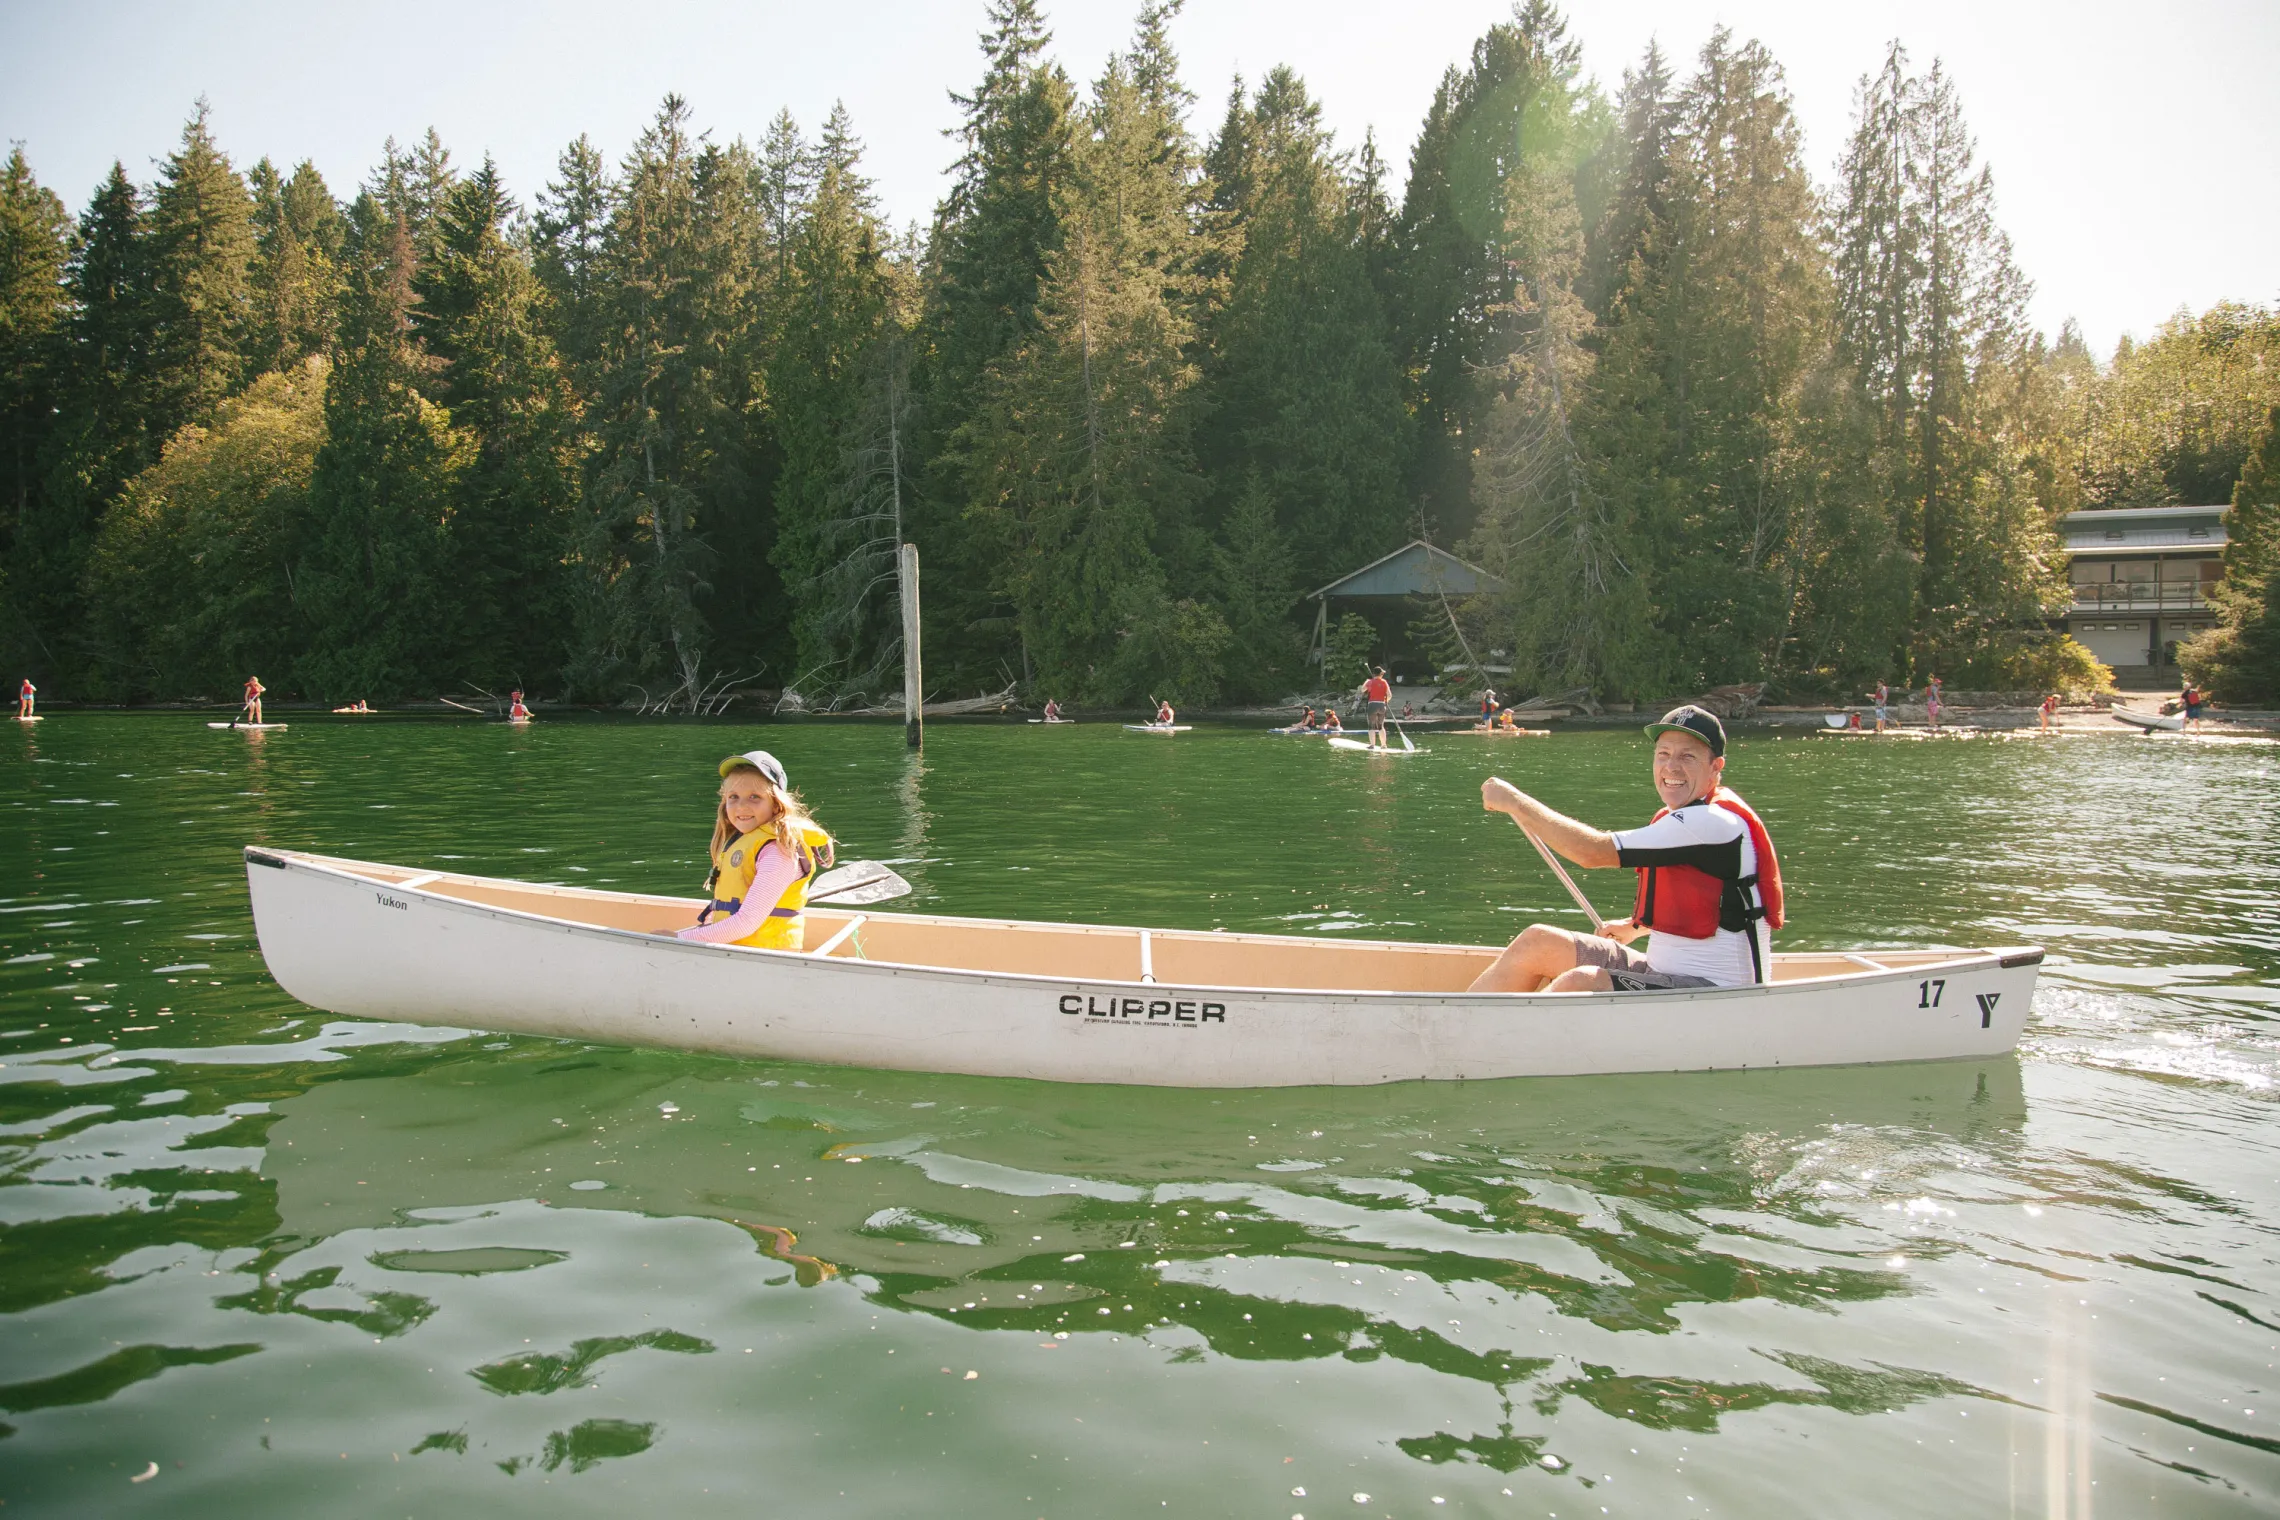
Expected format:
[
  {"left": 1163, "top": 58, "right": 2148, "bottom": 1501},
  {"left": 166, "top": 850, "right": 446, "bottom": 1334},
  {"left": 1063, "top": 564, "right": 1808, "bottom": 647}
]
[
  {"left": 1508, "top": 813, "right": 1606, "bottom": 936},
  {"left": 809, "top": 860, "right": 913, "bottom": 906}
]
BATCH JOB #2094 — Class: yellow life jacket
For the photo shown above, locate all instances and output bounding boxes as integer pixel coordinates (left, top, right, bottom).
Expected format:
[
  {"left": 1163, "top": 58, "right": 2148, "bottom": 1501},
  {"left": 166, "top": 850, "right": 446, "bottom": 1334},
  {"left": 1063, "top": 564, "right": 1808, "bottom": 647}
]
[{"left": 704, "top": 819, "right": 834, "bottom": 950}]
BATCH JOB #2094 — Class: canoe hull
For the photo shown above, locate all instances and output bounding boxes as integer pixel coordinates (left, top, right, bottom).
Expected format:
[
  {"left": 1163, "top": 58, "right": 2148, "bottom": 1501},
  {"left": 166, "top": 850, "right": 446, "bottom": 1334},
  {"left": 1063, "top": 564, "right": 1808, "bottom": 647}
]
[
  {"left": 245, "top": 850, "right": 2039, "bottom": 1088},
  {"left": 2112, "top": 708, "right": 2183, "bottom": 731}
]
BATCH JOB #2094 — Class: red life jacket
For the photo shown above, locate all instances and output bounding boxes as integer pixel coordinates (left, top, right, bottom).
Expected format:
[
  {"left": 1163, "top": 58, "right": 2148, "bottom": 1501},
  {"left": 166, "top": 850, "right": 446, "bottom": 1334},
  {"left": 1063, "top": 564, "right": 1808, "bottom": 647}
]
[{"left": 1629, "top": 787, "right": 1786, "bottom": 943}]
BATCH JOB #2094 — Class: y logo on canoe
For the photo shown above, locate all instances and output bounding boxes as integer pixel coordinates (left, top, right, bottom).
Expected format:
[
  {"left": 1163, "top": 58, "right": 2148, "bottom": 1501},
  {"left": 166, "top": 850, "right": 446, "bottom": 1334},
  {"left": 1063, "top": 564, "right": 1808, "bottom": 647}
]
[{"left": 1975, "top": 992, "right": 1999, "bottom": 1028}]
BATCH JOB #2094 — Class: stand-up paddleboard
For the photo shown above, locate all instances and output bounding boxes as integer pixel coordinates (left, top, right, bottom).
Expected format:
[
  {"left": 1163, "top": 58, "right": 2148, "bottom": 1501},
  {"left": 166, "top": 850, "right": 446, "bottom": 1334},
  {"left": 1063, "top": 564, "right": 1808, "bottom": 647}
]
[
  {"left": 1027, "top": 718, "right": 1076, "bottom": 725},
  {"left": 2111, "top": 706, "right": 2184, "bottom": 732},
  {"left": 1267, "top": 725, "right": 1329, "bottom": 736},
  {"left": 210, "top": 721, "right": 288, "bottom": 731},
  {"left": 14, "top": 715, "right": 42, "bottom": 723},
  {"left": 1123, "top": 723, "right": 1192, "bottom": 735},
  {"left": 1327, "top": 735, "right": 1428, "bottom": 755}
]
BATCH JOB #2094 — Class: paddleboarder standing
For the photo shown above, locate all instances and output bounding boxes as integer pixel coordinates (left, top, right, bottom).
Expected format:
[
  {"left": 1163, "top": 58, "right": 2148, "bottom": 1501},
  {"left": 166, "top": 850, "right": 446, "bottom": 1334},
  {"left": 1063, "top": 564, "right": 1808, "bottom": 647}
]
[
  {"left": 2180, "top": 683, "right": 2203, "bottom": 730},
  {"left": 16, "top": 677, "right": 33, "bottom": 719},
  {"left": 239, "top": 675, "right": 266, "bottom": 728},
  {"left": 1925, "top": 674, "right": 1943, "bottom": 731},
  {"left": 1362, "top": 666, "right": 1392, "bottom": 750},
  {"left": 1466, "top": 704, "right": 1783, "bottom": 994},
  {"left": 2039, "top": 692, "right": 2059, "bottom": 731},
  {"left": 1871, "top": 681, "right": 1889, "bottom": 733}
]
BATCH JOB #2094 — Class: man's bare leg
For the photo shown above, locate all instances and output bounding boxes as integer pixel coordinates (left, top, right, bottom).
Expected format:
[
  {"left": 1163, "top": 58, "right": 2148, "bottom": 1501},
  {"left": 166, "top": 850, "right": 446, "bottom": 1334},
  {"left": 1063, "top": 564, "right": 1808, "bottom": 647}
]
[{"left": 1469, "top": 923, "right": 1600, "bottom": 992}]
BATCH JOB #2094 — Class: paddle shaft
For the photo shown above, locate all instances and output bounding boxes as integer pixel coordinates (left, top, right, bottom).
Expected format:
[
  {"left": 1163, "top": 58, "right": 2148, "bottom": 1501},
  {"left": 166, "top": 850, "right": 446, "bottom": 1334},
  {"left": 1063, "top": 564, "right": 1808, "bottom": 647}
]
[{"left": 1510, "top": 812, "right": 1606, "bottom": 936}]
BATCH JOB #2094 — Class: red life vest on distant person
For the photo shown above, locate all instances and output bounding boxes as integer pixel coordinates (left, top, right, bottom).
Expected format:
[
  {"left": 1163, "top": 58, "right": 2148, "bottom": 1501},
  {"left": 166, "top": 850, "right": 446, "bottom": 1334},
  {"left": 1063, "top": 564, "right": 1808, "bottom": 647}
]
[{"left": 1629, "top": 787, "right": 1785, "bottom": 941}]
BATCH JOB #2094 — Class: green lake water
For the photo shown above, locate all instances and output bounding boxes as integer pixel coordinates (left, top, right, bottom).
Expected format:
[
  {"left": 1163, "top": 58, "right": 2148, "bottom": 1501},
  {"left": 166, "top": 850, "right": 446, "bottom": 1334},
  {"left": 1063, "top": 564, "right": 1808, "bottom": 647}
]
[{"left": 2, "top": 714, "right": 2276, "bottom": 1516}]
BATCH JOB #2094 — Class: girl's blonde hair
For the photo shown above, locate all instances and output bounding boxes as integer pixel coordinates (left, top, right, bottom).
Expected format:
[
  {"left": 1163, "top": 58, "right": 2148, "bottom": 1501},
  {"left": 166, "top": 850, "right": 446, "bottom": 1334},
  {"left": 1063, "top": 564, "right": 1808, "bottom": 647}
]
[{"left": 710, "top": 765, "right": 828, "bottom": 876}]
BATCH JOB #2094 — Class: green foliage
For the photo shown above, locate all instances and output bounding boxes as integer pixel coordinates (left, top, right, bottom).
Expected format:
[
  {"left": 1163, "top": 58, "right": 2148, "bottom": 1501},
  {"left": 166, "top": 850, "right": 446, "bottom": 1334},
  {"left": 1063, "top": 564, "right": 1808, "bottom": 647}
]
[
  {"left": 10, "top": 13, "right": 2278, "bottom": 716},
  {"left": 769, "top": 109, "right": 908, "bottom": 696},
  {"left": 1322, "top": 611, "right": 1376, "bottom": 692},
  {"left": 1197, "top": 67, "right": 1411, "bottom": 595},
  {"left": 0, "top": 147, "right": 71, "bottom": 669},
  {"left": 296, "top": 198, "right": 470, "bottom": 700},
  {"left": 83, "top": 361, "right": 326, "bottom": 697},
  {"left": 2181, "top": 403, "right": 2280, "bottom": 701}
]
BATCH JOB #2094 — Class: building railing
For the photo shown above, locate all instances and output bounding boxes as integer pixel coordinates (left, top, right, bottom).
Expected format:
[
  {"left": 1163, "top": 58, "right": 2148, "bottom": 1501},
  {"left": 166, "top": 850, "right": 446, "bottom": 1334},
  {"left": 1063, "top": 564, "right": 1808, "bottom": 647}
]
[{"left": 2068, "top": 583, "right": 2210, "bottom": 613}]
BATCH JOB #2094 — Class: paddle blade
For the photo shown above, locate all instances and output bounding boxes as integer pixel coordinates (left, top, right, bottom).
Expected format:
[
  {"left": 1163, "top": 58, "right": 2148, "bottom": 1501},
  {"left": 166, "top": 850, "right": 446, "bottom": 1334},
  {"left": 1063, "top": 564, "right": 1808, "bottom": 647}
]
[{"left": 809, "top": 860, "right": 913, "bottom": 906}]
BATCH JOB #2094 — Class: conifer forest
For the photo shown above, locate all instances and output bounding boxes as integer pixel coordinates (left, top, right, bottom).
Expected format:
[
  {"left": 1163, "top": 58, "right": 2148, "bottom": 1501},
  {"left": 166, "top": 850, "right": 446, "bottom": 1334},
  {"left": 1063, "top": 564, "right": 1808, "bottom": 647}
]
[{"left": 3, "top": 1, "right": 2276, "bottom": 708}]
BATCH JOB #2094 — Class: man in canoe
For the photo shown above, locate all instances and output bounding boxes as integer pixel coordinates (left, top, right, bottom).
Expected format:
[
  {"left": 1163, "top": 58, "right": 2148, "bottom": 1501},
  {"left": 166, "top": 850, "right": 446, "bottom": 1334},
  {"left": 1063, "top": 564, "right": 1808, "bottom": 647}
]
[{"left": 1467, "top": 705, "right": 1783, "bottom": 993}]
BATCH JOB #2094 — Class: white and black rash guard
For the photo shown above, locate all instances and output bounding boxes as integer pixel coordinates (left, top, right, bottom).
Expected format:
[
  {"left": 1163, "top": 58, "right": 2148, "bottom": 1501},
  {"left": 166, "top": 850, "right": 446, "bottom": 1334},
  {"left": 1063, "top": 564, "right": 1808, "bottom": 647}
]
[{"left": 1609, "top": 800, "right": 1769, "bottom": 987}]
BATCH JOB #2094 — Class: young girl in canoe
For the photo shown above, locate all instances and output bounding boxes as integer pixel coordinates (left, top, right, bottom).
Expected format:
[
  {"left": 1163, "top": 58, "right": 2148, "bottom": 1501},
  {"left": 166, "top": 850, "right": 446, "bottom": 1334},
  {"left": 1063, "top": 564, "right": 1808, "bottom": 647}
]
[{"left": 676, "top": 750, "right": 835, "bottom": 950}]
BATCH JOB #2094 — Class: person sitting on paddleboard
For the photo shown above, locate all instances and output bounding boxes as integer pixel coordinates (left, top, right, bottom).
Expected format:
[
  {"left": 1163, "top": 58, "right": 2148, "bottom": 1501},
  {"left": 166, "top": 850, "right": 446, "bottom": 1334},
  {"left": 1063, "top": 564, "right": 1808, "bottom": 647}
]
[
  {"left": 17, "top": 677, "right": 33, "bottom": 719},
  {"left": 509, "top": 689, "right": 531, "bottom": 721},
  {"left": 242, "top": 675, "right": 265, "bottom": 726},
  {"left": 676, "top": 750, "right": 835, "bottom": 951},
  {"left": 1322, "top": 707, "right": 1343, "bottom": 733},
  {"left": 1295, "top": 706, "right": 1317, "bottom": 730},
  {"left": 1466, "top": 704, "right": 1783, "bottom": 994},
  {"left": 1362, "top": 667, "right": 1392, "bottom": 749},
  {"left": 1045, "top": 698, "right": 1062, "bottom": 721},
  {"left": 1155, "top": 700, "right": 1175, "bottom": 726}
]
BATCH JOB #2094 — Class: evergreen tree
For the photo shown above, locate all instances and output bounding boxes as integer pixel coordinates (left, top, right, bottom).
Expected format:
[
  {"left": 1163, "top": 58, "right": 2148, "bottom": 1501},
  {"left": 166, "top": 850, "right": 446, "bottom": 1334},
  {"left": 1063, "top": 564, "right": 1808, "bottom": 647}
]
[
  {"left": 1460, "top": 4, "right": 1649, "bottom": 700},
  {"left": 531, "top": 134, "right": 613, "bottom": 381},
  {"left": 296, "top": 196, "right": 469, "bottom": 700},
  {"left": 1197, "top": 67, "right": 1411, "bottom": 618},
  {"left": 1393, "top": 1, "right": 1603, "bottom": 541},
  {"left": 246, "top": 158, "right": 343, "bottom": 375},
  {"left": 769, "top": 106, "right": 905, "bottom": 693},
  {"left": 1832, "top": 45, "right": 2038, "bottom": 673},
  {"left": 2181, "top": 403, "right": 2280, "bottom": 700},
  {"left": 27, "top": 164, "right": 160, "bottom": 674},
  {"left": 0, "top": 148, "right": 70, "bottom": 668},
  {"left": 572, "top": 96, "right": 763, "bottom": 705},
  {"left": 416, "top": 158, "right": 583, "bottom": 690},
  {"left": 915, "top": 0, "right": 1080, "bottom": 688},
  {"left": 144, "top": 101, "right": 255, "bottom": 434},
  {"left": 966, "top": 40, "right": 1221, "bottom": 703}
]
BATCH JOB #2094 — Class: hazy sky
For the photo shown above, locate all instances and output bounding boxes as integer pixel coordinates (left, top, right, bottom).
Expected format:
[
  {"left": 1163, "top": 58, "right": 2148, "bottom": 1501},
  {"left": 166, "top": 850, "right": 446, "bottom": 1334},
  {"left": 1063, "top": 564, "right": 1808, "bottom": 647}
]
[{"left": 3, "top": 0, "right": 2273, "bottom": 356}]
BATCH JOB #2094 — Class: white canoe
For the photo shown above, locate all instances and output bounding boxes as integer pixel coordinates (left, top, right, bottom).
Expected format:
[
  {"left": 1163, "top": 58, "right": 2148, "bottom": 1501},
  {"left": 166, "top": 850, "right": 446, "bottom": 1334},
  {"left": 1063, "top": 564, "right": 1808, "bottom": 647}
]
[
  {"left": 243, "top": 848, "right": 2041, "bottom": 1088},
  {"left": 2112, "top": 707, "right": 2184, "bottom": 732}
]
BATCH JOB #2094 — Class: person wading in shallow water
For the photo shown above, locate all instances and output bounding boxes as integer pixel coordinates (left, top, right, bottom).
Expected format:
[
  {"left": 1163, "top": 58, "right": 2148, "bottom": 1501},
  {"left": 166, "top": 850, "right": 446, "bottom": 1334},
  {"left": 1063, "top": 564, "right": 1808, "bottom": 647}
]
[{"left": 1467, "top": 705, "right": 1784, "bottom": 993}]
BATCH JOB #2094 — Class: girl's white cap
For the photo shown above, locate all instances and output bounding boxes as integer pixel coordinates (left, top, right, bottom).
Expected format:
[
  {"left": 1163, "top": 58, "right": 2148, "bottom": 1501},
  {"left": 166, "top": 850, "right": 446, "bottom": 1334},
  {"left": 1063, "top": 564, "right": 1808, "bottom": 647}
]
[{"left": 719, "top": 750, "right": 789, "bottom": 789}]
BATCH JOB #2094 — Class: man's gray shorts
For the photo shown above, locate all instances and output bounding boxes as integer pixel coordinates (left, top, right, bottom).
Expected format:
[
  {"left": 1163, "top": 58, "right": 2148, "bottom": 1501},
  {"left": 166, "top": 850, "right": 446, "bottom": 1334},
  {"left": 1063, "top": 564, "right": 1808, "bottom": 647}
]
[{"left": 1570, "top": 934, "right": 1716, "bottom": 991}]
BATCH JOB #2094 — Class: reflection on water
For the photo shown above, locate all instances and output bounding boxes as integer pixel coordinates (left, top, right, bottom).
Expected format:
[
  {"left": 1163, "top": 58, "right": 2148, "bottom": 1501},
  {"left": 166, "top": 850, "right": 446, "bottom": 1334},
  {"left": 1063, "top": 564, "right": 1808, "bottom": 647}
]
[{"left": 0, "top": 717, "right": 2275, "bottom": 1515}]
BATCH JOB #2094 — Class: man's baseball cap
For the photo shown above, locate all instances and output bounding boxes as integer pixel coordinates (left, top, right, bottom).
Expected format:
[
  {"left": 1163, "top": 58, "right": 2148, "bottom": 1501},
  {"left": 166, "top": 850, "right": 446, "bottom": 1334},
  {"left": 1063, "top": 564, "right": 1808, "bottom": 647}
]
[
  {"left": 1643, "top": 704, "right": 1726, "bottom": 758},
  {"left": 719, "top": 750, "right": 790, "bottom": 790}
]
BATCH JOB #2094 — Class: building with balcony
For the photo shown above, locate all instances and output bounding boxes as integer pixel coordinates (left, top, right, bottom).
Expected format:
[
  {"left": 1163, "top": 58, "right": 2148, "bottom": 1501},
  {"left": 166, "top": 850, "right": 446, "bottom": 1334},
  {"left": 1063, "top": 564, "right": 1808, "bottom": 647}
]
[{"left": 2060, "top": 504, "right": 2228, "bottom": 684}]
